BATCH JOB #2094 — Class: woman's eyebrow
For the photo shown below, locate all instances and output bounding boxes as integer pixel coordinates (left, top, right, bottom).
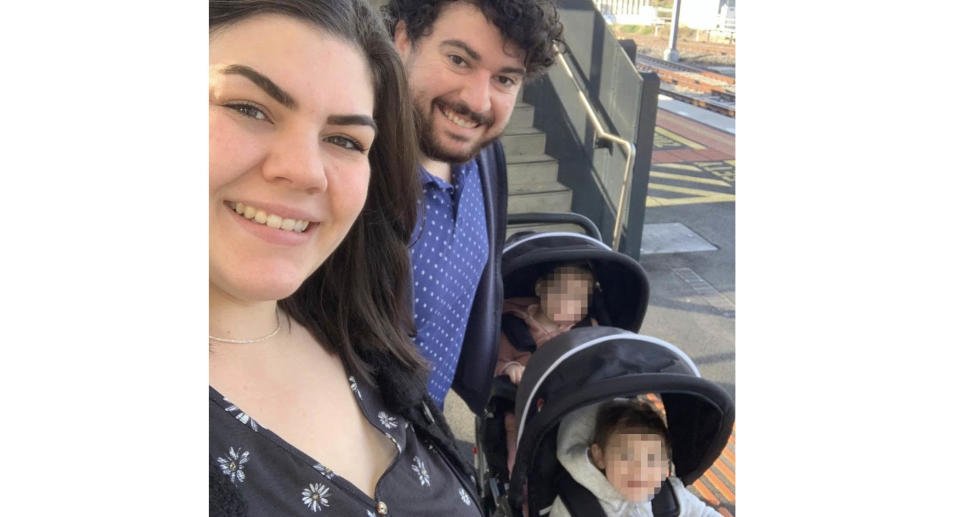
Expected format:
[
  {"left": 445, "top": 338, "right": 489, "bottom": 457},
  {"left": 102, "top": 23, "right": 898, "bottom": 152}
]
[
  {"left": 327, "top": 114, "right": 377, "bottom": 133},
  {"left": 217, "top": 64, "right": 298, "bottom": 109}
]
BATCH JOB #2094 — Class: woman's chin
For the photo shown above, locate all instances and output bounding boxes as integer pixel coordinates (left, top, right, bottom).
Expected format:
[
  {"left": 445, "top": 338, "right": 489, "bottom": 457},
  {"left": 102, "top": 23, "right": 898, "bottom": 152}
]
[{"left": 211, "top": 273, "right": 306, "bottom": 304}]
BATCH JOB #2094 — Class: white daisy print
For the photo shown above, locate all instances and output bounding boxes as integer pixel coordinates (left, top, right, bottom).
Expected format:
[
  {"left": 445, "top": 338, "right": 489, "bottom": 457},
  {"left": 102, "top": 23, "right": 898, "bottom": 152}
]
[
  {"left": 378, "top": 411, "right": 398, "bottom": 429},
  {"left": 459, "top": 487, "right": 471, "bottom": 505},
  {"left": 216, "top": 446, "right": 250, "bottom": 484},
  {"left": 313, "top": 463, "right": 336, "bottom": 480},
  {"left": 411, "top": 456, "right": 430, "bottom": 487},
  {"left": 348, "top": 376, "right": 362, "bottom": 400},
  {"left": 224, "top": 403, "right": 260, "bottom": 431},
  {"left": 301, "top": 482, "right": 331, "bottom": 512}
]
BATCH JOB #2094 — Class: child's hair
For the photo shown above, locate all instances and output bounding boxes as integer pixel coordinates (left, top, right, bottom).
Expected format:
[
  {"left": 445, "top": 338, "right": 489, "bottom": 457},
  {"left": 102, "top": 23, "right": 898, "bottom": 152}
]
[
  {"left": 539, "top": 261, "right": 594, "bottom": 284},
  {"left": 594, "top": 399, "right": 672, "bottom": 460}
]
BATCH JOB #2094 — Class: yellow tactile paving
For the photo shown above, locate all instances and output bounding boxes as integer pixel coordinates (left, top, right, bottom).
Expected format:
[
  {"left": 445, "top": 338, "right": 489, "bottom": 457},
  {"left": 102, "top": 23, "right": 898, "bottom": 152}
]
[{"left": 689, "top": 426, "right": 736, "bottom": 513}]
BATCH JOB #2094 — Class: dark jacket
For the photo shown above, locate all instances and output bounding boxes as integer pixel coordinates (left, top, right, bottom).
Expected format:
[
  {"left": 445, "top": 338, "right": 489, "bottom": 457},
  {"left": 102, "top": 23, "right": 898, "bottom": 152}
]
[{"left": 450, "top": 140, "right": 509, "bottom": 414}]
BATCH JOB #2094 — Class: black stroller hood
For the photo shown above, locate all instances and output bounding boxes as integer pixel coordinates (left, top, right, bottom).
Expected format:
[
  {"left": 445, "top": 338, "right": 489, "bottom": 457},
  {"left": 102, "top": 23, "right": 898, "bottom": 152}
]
[
  {"left": 508, "top": 326, "right": 735, "bottom": 511},
  {"left": 502, "top": 232, "right": 650, "bottom": 332}
]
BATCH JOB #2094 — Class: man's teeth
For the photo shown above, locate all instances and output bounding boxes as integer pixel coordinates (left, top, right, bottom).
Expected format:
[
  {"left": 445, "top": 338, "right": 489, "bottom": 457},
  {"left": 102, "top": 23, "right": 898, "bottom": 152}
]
[
  {"left": 440, "top": 106, "right": 479, "bottom": 129},
  {"left": 232, "top": 202, "right": 310, "bottom": 233}
]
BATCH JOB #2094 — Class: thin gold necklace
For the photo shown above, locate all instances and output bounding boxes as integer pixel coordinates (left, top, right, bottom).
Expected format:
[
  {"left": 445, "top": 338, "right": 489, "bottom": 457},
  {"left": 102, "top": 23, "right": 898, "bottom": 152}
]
[{"left": 209, "top": 309, "right": 281, "bottom": 344}]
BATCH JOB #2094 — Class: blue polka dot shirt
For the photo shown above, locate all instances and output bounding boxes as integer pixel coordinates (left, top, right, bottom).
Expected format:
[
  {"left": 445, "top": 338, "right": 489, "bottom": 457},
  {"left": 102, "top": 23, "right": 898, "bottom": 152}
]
[{"left": 410, "top": 160, "right": 489, "bottom": 408}]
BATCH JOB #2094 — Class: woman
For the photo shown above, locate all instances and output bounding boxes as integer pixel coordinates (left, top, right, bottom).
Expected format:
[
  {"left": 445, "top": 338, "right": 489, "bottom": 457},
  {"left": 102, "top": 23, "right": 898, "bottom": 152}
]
[{"left": 208, "top": 1, "right": 480, "bottom": 515}]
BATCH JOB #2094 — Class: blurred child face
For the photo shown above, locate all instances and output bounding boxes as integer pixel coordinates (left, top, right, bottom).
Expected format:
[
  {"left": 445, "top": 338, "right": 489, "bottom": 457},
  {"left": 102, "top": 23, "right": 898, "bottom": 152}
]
[
  {"left": 590, "top": 432, "right": 670, "bottom": 503},
  {"left": 537, "top": 267, "right": 594, "bottom": 324}
]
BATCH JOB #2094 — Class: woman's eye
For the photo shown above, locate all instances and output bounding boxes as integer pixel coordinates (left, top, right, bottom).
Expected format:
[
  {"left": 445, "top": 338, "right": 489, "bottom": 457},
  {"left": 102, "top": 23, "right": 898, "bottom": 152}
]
[
  {"left": 227, "top": 103, "right": 268, "bottom": 121},
  {"left": 326, "top": 135, "right": 366, "bottom": 153}
]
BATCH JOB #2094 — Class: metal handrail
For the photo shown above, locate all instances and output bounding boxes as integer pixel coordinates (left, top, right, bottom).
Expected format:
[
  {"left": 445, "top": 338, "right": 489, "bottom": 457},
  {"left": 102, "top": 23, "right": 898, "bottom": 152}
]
[{"left": 554, "top": 45, "right": 636, "bottom": 251}]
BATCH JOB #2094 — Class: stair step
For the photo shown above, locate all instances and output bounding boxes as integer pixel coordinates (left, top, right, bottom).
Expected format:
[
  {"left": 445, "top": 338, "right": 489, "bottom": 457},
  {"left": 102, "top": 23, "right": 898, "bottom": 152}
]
[
  {"left": 501, "top": 127, "right": 546, "bottom": 157},
  {"left": 507, "top": 181, "right": 573, "bottom": 213},
  {"left": 507, "top": 103, "right": 535, "bottom": 129},
  {"left": 505, "top": 154, "right": 559, "bottom": 187}
]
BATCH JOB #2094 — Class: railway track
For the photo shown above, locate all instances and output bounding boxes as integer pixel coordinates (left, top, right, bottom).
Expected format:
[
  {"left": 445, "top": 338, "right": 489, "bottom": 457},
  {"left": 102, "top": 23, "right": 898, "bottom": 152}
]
[
  {"left": 674, "top": 40, "right": 735, "bottom": 57},
  {"left": 615, "top": 33, "right": 736, "bottom": 58},
  {"left": 635, "top": 54, "right": 735, "bottom": 117}
]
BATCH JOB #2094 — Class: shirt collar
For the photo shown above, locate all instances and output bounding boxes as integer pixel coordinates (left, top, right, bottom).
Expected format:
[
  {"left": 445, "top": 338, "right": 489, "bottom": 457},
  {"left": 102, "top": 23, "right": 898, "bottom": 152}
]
[{"left": 418, "top": 159, "right": 477, "bottom": 191}]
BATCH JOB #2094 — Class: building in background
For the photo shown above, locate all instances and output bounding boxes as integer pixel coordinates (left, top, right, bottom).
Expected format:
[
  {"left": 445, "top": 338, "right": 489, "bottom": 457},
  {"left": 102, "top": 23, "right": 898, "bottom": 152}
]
[{"left": 596, "top": 0, "right": 735, "bottom": 37}]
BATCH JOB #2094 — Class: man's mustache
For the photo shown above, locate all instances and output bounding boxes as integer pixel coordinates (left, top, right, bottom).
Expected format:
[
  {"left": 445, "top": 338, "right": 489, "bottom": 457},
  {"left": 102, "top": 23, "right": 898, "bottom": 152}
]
[{"left": 435, "top": 100, "right": 492, "bottom": 126}]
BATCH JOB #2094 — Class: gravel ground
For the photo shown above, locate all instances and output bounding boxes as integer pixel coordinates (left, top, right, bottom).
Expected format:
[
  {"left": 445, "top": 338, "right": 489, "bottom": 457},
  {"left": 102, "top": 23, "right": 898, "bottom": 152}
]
[{"left": 615, "top": 31, "right": 737, "bottom": 68}]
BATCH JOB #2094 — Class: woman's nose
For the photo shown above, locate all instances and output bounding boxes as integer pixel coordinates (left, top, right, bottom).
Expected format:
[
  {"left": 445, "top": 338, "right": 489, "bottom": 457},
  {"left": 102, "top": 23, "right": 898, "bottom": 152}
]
[{"left": 261, "top": 129, "right": 328, "bottom": 193}]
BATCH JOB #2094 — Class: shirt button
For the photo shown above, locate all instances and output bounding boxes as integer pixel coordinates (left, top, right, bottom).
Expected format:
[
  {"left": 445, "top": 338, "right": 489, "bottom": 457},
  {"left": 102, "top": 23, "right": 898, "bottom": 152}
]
[{"left": 376, "top": 501, "right": 388, "bottom": 515}]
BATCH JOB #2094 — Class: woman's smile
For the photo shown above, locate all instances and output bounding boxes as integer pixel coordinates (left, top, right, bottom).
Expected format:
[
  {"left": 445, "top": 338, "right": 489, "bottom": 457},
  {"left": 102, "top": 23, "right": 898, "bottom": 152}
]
[
  {"left": 228, "top": 201, "right": 313, "bottom": 233},
  {"left": 224, "top": 200, "right": 320, "bottom": 247}
]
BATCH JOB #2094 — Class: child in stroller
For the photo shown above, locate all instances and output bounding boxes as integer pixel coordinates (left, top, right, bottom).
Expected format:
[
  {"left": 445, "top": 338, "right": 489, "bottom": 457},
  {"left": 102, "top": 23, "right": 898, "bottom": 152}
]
[
  {"left": 472, "top": 218, "right": 732, "bottom": 517},
  {"left": 476, "top": 325, "right": 734, "bottom": 517},
  {"left": 497, "top": 261, "right": 598, "bottom": 473},
  {"left": 548, "top": 398, "right": 723, "bottom": 517}
]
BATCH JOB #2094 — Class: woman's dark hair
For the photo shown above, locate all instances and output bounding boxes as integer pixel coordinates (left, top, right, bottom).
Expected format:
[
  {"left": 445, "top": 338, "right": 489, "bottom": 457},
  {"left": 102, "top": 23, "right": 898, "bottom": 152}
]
[
  {"left": 211, "top": 0, "right": 426, "bottom": 386},
  {"left": 381, "top": 0, "right": 564, "bottom": 79},
  {"left": 594, "top": 399, "right": 672, "bottom": 460}
]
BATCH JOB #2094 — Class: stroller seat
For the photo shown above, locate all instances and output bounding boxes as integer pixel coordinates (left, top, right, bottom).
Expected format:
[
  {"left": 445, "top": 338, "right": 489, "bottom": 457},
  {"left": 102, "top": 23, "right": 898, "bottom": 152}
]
[
  {"left": 474, "top": 226, "right": 652, "bottom": 514},
  {"left": 479, "top": 326, "right": 735, "bottom": 517}
]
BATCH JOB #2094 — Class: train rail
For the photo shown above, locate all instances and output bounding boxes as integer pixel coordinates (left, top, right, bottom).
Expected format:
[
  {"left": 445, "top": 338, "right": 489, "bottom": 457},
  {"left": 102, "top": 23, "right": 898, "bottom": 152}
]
[{"left": 635, "top": 54, "right": 735, "bottom": 118}]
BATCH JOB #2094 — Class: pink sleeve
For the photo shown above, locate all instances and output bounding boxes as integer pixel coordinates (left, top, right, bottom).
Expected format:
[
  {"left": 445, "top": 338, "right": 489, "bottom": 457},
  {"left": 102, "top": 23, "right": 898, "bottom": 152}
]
[{"left": 495, "top": 332, "right": 523, "bottom": 376}]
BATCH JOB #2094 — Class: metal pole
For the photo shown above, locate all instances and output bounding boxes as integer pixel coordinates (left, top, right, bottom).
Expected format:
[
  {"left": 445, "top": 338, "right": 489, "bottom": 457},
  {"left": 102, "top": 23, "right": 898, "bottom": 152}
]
[{"left": 664, "top": 0, "right": 681, "bottom": 62}]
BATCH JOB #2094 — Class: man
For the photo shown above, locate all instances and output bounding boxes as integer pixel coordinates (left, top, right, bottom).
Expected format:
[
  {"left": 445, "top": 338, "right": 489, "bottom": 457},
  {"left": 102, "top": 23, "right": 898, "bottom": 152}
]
[{"left": 383, "top": 0, "right": 564, "bottom": 411}]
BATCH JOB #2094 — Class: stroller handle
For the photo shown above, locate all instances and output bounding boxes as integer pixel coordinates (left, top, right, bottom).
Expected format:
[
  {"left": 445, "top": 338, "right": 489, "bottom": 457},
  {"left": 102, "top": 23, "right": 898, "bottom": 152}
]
[{"left": 507, "top": 212, "right": 602, "bottom": 241}]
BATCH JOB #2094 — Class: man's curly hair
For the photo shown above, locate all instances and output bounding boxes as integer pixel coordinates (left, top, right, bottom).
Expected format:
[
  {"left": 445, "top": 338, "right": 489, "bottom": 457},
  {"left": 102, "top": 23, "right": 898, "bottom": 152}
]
[{"left": 382, "top": 0, "right": 564, "bottom": 79}]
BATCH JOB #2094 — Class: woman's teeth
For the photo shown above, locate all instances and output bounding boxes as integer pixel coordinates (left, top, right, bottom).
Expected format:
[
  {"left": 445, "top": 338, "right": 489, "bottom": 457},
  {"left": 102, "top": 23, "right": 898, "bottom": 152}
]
[
  {"left": 231, "top": 202, "right": 310, "bottom": 233},
  {"left": 440, "top": 105, "right": 479, "bottom": 129}
]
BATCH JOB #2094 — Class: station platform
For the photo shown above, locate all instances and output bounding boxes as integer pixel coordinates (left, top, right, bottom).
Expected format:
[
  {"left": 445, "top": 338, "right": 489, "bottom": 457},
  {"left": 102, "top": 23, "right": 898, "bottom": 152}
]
[{"left": 640, "top": 102, "right": 736, "bottom": 515}]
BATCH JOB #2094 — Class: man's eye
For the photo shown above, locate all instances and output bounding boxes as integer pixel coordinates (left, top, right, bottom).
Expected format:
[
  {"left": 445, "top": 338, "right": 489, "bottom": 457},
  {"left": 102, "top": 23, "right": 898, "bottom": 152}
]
[
  {"left": 448, "top": 54, "right": 467, "bottom": 66},
  {"left": 326, "top": 135, "right": 367, "bottom": 153},
  {"left": 497, "top": 76, "right": 517, "bottom": 87},
  {"left": 227, "top": 103, "right": 268, "bottom": 121}
]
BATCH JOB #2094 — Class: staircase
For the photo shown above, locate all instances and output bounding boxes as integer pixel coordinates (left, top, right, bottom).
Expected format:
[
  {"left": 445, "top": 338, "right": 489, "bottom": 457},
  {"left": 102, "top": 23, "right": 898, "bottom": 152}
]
[{"left": 501, "top": 102, "right": 572, "bottom": 214}]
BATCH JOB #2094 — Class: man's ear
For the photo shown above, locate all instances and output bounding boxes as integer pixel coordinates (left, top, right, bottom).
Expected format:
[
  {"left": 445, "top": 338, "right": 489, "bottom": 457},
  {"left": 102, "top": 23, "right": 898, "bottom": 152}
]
[
  {"left": 393, "top": 20, "right": 411, "bottom": 59},
  {"left": 589, "top": 443, "right": 605, "bottom": 470}
]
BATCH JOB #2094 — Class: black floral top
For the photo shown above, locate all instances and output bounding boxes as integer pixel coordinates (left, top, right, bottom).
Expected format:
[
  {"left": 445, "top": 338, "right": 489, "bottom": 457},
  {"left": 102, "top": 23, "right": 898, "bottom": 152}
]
[{"left": 210, "top": 375, "right": 482, "bottom": 516}]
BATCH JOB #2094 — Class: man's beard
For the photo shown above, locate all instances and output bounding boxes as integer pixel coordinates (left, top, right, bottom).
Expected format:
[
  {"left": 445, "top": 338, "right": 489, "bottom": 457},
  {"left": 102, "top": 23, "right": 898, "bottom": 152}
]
[{"left": 414, "top": 98, "right": 499, "bottom": 164}]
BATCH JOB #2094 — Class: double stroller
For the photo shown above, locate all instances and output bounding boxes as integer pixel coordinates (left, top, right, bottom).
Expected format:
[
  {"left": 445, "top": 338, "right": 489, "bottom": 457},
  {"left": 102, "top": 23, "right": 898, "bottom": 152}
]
[{"left": 470, "top": 213, "right": 735, "bottom": 517}]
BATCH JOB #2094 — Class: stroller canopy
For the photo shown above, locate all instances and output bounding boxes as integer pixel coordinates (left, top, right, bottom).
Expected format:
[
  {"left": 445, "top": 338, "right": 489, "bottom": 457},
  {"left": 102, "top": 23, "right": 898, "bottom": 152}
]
[
  {"left": 502, "top": 232, "right": 650, "bottom": 331},
  {"left": 508, "top": 326, "right": 735, "bottom": 512}
]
